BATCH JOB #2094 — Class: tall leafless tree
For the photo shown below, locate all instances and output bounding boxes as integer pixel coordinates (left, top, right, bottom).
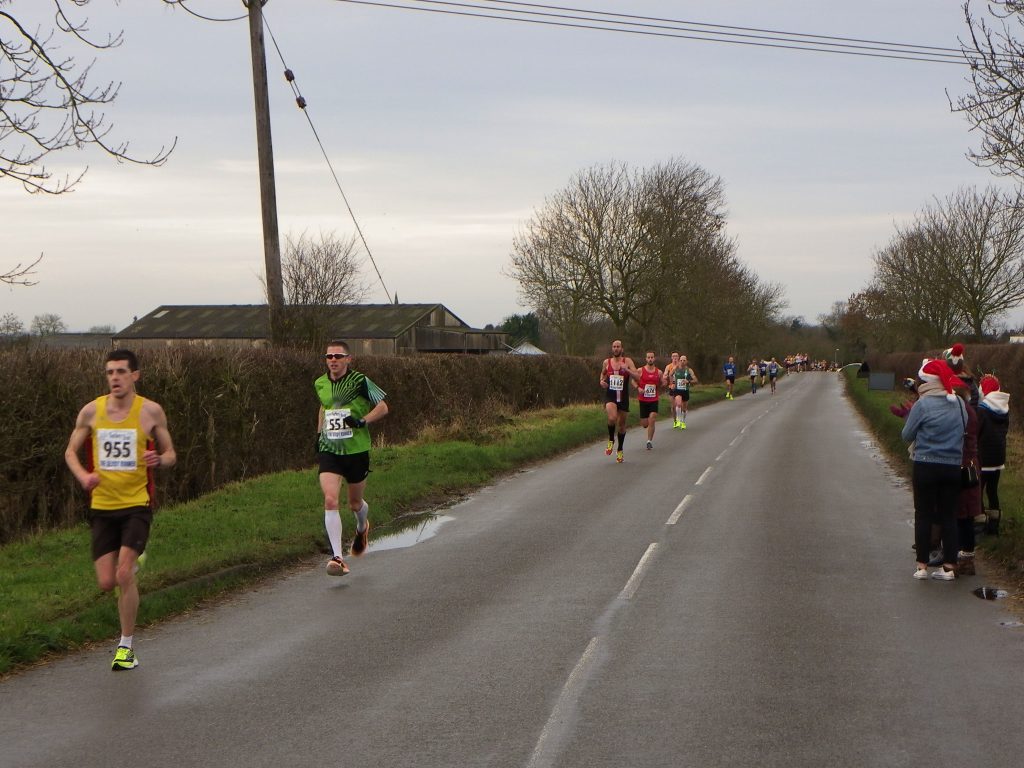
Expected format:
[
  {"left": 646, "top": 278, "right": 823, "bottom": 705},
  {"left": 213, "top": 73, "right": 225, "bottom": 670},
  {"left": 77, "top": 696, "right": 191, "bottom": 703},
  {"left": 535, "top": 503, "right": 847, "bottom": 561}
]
[
  {"left": 265, "top": 231, "right": 369, "bottom": 349},
  {"left": 508, "top": 159, "right": 785, "bottom": 359},
  {"left": 930, "top": 185, "right": 1024, "bottom": 337},
  {"left": 954, "top": 1, "right": 1024, "bottom": 178},
  {"left": 1, "top": 1, "right": 175, "bottom": 194},
  {"left": 2, "top": 1, "right": 177, "bottom": 288},
  {"left": 859, "top": 185, "right": 1024, "bottom": 347}
]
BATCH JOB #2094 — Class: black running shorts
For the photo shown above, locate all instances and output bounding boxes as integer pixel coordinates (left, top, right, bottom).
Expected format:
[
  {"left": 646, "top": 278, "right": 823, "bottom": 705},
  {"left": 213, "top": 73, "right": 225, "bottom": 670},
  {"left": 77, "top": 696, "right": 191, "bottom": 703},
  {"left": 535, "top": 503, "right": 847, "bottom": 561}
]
[
  {"left": 604, "top": 390, "right": 629, "bottom": 412},
  {"left": 318, "top": 450, "right": 371, "bottom": 483},
  {"left": 90, "top": 506, "right": 153, "bottom": 561},
  {"left": 638, "top": 401, "right": 659, "bottom": 418}
]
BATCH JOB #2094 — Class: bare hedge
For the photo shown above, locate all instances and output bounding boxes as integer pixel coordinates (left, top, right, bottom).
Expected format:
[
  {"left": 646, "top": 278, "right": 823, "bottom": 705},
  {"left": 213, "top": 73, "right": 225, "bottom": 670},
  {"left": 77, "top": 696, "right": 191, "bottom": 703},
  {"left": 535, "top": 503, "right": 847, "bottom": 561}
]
[
  {"left": 866, "top": 343, "right": 1023, "bottom": 412},
  {"left": 0, "top": 347, "right": 601, "bottom": 543}
]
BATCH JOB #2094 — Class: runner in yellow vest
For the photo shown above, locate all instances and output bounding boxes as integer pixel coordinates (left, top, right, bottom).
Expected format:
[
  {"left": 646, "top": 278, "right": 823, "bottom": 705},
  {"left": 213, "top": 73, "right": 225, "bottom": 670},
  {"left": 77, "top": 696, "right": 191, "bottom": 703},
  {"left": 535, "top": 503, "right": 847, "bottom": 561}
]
[{"left": 65, "top": 349, "right": 176, "bottom": 671}]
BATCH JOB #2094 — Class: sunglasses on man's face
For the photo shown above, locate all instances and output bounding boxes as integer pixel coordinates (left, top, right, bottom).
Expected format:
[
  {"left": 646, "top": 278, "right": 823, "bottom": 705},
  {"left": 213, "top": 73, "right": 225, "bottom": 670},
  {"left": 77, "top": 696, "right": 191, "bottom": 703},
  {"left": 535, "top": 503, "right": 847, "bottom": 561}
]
[{"left": 324, "top": 353, "right": 350, "bottom": 360}]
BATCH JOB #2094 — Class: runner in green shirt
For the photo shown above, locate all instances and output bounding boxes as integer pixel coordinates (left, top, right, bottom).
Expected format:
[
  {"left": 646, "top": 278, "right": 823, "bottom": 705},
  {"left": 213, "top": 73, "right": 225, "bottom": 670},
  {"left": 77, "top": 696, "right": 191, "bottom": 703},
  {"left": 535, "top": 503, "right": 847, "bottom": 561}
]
[{"left": 315, "top": 340, "right": 388, "bottom": 576}]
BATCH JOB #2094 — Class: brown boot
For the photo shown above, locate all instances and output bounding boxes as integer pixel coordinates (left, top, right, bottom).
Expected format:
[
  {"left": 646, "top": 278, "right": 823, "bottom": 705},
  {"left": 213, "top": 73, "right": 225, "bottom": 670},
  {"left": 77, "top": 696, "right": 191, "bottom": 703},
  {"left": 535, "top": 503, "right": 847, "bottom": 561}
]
[{"left": 958, "top": 552, "right": 976, "bottom": 576}]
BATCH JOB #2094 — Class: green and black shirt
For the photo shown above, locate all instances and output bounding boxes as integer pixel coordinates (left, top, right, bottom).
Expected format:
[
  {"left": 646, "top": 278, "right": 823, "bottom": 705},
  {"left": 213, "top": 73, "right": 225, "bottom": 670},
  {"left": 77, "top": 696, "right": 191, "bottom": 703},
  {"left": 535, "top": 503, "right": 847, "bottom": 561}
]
[{"left": 315, "top": 369, "right": 387, "bottom": 455}]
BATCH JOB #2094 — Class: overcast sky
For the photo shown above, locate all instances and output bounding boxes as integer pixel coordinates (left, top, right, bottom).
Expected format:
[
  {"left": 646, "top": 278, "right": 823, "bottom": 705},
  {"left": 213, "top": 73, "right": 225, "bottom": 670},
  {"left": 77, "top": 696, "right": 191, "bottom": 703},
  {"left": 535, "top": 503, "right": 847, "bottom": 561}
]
[{"left": 3, "top": 0, "right": 1023, "bottom": 333}]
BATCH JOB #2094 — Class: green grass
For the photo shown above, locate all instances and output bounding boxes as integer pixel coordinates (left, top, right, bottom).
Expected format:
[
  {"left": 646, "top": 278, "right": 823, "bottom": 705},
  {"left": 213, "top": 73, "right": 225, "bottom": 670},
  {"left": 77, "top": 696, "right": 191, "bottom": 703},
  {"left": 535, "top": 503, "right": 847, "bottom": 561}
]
[
  {"left": 841, "top": 369, "right": 1023, "bottom": 575},
  {"left": 0, "top": 385, "right": 736, "bottom": 676}
]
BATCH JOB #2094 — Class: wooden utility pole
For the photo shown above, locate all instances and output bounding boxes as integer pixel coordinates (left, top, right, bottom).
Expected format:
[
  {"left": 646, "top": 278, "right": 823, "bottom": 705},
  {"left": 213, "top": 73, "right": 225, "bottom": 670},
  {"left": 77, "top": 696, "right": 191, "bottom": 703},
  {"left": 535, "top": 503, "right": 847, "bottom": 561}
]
[{"left": 245, "top": 0, "right": 284, "bottom": 344}]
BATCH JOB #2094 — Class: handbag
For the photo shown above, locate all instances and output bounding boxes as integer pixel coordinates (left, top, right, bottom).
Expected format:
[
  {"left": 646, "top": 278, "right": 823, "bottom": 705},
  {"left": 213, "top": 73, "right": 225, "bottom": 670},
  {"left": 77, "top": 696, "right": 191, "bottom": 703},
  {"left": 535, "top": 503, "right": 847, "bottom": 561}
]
[
  {"left": 958, "top": 401, "right": 980, "bottom": 488},
  {"left": 962, "top": 463, "right": 980, "bottom": 489}
]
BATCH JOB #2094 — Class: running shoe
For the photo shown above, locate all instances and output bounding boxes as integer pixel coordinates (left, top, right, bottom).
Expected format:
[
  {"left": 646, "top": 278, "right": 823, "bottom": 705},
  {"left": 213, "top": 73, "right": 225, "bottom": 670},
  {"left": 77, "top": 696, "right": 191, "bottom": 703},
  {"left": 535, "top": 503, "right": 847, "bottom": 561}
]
[
  {"left": 111, "top": 646, "right": 138, "bottom": 671},
  {"left": 931, "top": 567, "right": 956, "bottom": 581},
  {"left": 605, "top": 441, "right": 613, "bottom": 456},
  {"left": 351, "top": 520, "right": 370, "bottom": 557},
  {"left": 680, "top": 421, "right": 686, "bottom": 429},
  {"left": 326, "top": 555, "right": 350, "bottom": 576},
  {"left": 672, "top": 420, "right": 680, "bottom": 429},
  {"left": 646, "top": 440, "right": 652, "bottom": 450},
  {"left": 133, "top": 551, "right": 147, "bottom": 575},
  {"left": 616, "top": 451, "right": 624, "bottom": 463}
]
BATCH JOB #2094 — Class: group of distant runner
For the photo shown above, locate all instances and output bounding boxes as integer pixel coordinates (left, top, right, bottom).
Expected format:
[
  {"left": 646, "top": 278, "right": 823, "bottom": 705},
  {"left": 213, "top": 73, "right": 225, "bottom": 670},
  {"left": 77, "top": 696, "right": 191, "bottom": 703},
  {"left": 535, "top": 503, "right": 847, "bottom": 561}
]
[{"left": 600, "top": 341, "right": 797, "bottom": 462}]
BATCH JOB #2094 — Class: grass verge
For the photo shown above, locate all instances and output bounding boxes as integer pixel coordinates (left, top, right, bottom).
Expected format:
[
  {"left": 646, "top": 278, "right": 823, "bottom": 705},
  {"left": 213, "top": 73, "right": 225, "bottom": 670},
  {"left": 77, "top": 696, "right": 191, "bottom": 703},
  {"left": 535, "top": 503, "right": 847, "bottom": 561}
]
[
  {"left": 841, "top": 369, "right": 1023, "bottom": 585},
  {"left": 0, "top": 385, "right": 735, "bottom": 676}
]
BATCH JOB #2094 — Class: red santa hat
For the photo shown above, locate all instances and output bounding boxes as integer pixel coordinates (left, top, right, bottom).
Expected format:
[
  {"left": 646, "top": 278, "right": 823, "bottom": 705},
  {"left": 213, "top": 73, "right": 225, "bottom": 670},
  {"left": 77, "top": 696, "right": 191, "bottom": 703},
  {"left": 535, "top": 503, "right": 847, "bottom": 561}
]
[
  {"left": 918, "top": 358, "right": 960, "bottom": 402},
  {"left": 943, "top": 343, "right": 965, "bottom": 367},
  {"left": 980, "top": 374, "right": 1000, "bottom": 396}
]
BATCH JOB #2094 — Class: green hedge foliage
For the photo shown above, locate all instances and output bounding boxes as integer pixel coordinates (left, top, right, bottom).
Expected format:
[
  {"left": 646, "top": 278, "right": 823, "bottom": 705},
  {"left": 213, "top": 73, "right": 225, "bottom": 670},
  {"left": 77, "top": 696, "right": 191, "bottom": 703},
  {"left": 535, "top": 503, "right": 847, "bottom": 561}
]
[{"left": 0, "top": 347, "right": 601, "bottom": 543}]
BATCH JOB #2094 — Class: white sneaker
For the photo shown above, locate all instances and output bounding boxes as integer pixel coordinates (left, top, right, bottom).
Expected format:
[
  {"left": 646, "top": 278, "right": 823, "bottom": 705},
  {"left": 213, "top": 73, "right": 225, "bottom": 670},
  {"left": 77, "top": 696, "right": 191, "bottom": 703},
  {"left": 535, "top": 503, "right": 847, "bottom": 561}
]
[
  {"left": 646, "top": 440, "right": 652, "bottom": 450},
  {"left": 931, "top": 567, "right": 956, "bottom": 581},
  {"left": 913, "top": 568, "right": 929, "bottom": 580}
]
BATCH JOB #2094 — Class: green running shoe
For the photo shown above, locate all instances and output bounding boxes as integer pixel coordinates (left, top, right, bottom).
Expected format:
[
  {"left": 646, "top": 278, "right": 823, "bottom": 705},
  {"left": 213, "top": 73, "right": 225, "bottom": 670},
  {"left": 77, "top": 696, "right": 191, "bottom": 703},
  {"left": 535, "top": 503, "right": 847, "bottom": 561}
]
[{"left": 111, "top": 646, "right": 138, "bottom": 671}]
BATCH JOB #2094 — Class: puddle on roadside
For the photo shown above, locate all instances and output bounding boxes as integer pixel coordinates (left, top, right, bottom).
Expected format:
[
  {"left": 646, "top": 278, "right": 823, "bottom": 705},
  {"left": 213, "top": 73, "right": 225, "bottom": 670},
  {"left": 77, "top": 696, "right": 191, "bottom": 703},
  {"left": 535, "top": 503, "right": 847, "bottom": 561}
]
[
  {"left": 854, "top": 432, "right": 908, "bottom": 490},
  {"left": 973, "top": 587, "right": 1010, "bottom": 600},
  {"left": 370, "top": 514, "right": 454, "bottom": 552}
]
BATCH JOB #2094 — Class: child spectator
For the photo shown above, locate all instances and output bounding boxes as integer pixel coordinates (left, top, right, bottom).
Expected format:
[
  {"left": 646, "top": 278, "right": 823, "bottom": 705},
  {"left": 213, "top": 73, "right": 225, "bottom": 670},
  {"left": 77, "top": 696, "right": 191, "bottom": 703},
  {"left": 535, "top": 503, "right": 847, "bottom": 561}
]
[{"left": 977, "top": 374, "right": 1010, "bottom": 536}]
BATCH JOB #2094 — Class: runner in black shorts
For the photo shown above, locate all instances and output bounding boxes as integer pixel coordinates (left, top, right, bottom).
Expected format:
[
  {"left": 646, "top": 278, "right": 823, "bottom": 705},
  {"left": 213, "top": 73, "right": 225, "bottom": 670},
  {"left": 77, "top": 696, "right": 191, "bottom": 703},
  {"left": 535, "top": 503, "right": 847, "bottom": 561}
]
[
  {"left": 65, "top": 349, "right": 176, "bottom": 671},
  {"left": 723, "top": 356, "right": 737, "bottom": 400},
  {"left": 670, "top": 355, "right": 699, "bottom": 428},
  {"left": 315, "top": 340, "right": 389, "bottom": 576},
  {"left": 599, "top": 339, "right": 640, "bottom": 463},
  {"left": 636, "top": 350, "right": 663, "bottom": 450}
]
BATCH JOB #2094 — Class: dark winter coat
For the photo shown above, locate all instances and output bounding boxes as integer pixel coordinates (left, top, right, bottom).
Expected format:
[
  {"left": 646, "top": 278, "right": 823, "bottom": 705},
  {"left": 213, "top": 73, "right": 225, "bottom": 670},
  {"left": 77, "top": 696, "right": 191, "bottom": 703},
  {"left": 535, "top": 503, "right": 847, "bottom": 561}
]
[{"left": 977, "top": 393, "right": 1010, "bottom": 469}]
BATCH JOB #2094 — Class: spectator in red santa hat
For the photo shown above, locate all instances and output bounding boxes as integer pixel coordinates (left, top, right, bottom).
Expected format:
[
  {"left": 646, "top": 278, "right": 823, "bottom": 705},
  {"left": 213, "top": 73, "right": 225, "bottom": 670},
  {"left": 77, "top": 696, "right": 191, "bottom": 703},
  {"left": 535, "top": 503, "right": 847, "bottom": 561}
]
[
  {"left": 977, "top": 374, "right": 1010, "bottom": 535},
  {"left": 943, "top": 343, "right": 966, "bottom": 371},
  {"left": 902, "top": 358, "right": 967, "bottom": 580}
]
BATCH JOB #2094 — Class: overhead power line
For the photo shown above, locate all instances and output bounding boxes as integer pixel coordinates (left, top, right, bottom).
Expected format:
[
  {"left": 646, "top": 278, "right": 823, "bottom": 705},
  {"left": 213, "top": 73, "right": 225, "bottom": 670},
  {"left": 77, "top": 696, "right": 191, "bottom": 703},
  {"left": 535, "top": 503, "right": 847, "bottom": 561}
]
[
  {"left": 332, "top": 0, "right": 991, "bottom": 65},
  {"left": 263, "top": 16, "right": 394, "bottom": 304}
]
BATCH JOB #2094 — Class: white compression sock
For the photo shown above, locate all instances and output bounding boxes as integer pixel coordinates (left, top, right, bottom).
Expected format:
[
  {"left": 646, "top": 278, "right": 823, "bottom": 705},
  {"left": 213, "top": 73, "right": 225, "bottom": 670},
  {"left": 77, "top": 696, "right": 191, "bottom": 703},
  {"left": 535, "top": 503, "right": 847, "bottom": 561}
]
[
  {"left": 325, "top": 510, "right": 342, "bottom": 557},
  {"left": 355, "top": 500, "right": 369, "bottom": 532}
]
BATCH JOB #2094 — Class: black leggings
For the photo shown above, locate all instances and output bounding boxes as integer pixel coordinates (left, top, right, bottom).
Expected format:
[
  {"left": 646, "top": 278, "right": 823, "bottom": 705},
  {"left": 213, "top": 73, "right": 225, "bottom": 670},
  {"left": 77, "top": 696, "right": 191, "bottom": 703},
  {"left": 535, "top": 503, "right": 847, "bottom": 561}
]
[
  {"left": 912, "top": 462, "right": 961, "bottom": 566},
  {"left": 981, "top": 469, "right": 1001, "bottom": 511}
]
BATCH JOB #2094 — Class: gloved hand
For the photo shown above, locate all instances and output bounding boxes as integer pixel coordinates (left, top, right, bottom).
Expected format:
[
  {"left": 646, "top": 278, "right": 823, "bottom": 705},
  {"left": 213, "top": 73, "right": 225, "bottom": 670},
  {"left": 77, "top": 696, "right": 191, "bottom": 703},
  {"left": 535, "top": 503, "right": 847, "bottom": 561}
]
[{"left": 343, "top": 415, "right": 366, "bottom": 429}]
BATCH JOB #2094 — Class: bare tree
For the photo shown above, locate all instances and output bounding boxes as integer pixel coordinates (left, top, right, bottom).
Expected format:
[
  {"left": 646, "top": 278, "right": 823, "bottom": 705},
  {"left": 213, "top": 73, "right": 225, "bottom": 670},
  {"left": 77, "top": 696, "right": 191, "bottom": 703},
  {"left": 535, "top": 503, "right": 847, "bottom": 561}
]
[
  {"left": 29, "top": 312, "right": 65, "bottom": 335},
  {"left": 0, "top": 1, "right": 176, "bottom": 194},
  {"left": 954, "top": 1, "right": 1024, "bottom": 178},
  {"left": 858, "top": 186, "right": 1024, "bottom": 347},
  {"left": 264, "top": 231, "right": 369, "bottom": 348},
  {"left": 0, "top": 311, "right": 24, "bottom": 335},
  {"left": 508, "top": 159, "right": 785, "bottom": 360},
  {"left": 2, "top": 2, "right": 177, "bottom": 285},
  {"left": 508, "top": 196, "right": 603, "bottom": 355},
  {"left": 866, "top": 224, "right": 969, "bottom": 348},
  {"left": 931, "top": 186, "right": 1024, "bottom": 338}
]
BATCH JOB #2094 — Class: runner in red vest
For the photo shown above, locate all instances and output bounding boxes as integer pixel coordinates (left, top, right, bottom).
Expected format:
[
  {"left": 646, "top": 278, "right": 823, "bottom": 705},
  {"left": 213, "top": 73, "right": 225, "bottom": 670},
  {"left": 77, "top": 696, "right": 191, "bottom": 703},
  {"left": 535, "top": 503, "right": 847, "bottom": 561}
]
[{"left": 636, "top": 350, "right": 663, "bottom": 450}]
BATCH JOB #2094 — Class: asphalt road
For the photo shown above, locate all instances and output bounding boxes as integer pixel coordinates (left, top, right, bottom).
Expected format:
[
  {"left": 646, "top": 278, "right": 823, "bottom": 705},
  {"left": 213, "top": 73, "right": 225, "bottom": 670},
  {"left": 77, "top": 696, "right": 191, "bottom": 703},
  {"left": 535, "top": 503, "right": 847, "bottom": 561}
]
[{"left": 3, "top": 373, "right": 1024, "bottom": 768}]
